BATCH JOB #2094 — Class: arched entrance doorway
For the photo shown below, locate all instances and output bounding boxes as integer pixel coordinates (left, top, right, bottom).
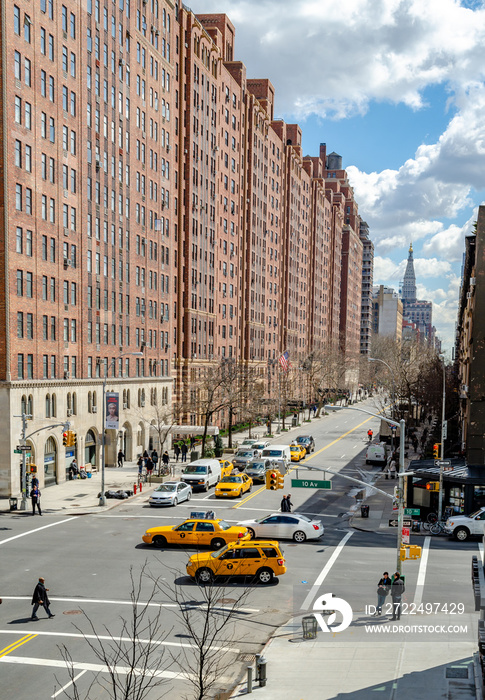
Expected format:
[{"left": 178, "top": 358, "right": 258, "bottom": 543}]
[
  {"left": 122, "top": 422, "right": 133, "bottom": 461},
  {"left": 84, "top": 429, "right": 97, "bottom": 469},
  {"left": 44, "top": 436, "right": 57, "bottom": 487}
]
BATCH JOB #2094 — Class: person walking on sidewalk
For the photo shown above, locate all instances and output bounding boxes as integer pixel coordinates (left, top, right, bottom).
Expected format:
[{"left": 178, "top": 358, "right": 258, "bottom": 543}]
[
  {"left": 174, "top": 443, "right": 181, "bottom": 462},
  {"left": 151, "top": 449, "right": 159, "bottom": 472},
  {"left": 281, "top": 495, "right": 289, "bottom": 512},
  {"left": 117, "top": 450, "right": 124, "bottom": 468},
  {"left": 181, "top": 443, "right": 188, "bottom": 463},
  {"left": 30, "top": 485, "right": 42, "bottom": 516},
  {"left": 31, "top": 577, "right": 54, "bottom": 620},
  {"left": 389, "top": 459, "right": 397, "bottom": 479},
  {"left": 162, "top": 450, "right": 170, "bottom": 474},
  {"left": 286, "top": 493, "right": 293, "bottom": 513},
  {"left": 391, "top": 572, "right": 405, "bottom": 620},
  {"left": 375, "top": 572, "right": 392, "bottom": 615}
]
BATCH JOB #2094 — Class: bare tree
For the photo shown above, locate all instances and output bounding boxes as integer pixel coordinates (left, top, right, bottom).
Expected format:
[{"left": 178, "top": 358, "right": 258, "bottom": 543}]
[
  {"left": 151, "top": 562, "right": 253, "bottom": 700},
  {"left": 301, "top": 345, "right": 349, "bottom": 417},
  {"left": 55, "top": 564, "right": 173, "bottom": 700}
]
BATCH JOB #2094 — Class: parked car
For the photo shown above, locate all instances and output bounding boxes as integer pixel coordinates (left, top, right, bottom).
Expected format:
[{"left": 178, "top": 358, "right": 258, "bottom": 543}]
[
  {"left": 142, "top": 518, "right": 250, "bottom": 548},
  {"left": 365, "top": 444, "right": 387, "bottom": 465},
  {"left": 215, "top": 473, "right": 253, "bottom": 498},
  {"left": 240, "top": 439, "right": 259, "bottom": 448},
  {"left": 444, "top": 508, "right": 485, "bottom": 541},
  {"left": 186, "top": 539, "right": 287, "bottom": 585},
  {"left": 244, "top": 459, "right": 272, "bottom": 483},
  {"left": 238, "top": 512, "right": 324, "bottom": 543},
  {"left": 148, "top": 481, "right": 192, "bottom": 507},
  {"left": 250, "top": 440, "right": 270, "bottom": 457},
  {"left": 295, "top": 435, "right": 315, "bottom": 454},
  {"left": 233, "top": 449, "right": 259, "bottom": 471},
  {"left": 289, "top": 444, "right": 306, "bottom": 462}
]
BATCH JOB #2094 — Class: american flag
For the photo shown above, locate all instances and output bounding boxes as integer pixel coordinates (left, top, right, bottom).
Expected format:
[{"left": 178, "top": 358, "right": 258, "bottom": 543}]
[{"left": 278, "top": 351, "right": 291, "bottom": 372}]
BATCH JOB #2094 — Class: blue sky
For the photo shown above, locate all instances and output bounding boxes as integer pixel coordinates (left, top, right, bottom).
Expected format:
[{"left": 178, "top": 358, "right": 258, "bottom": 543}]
[{"left": 187, "top": 0, "right": 485, "bottom": 351}]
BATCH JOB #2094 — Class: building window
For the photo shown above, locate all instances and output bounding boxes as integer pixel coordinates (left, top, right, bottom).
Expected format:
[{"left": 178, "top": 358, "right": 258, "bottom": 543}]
[{"left": 18, "top": 354, "right": 24, "bottom": 379}]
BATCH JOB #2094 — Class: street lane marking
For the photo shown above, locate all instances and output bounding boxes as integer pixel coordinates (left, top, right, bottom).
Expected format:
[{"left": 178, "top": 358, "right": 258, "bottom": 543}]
[
  {"left": 0, "top": 517, "right": 78, "bottom": 546},
  {"left": 300, "top": 530, "right": 354, "bottom": 610},
  {"left": 0, "top": 655, "right": 191, "bottom": 680},
  {"left": 0, "top": 629, "right": 242, "bottom": 652},
  {"left": 0, "top": 600, "right": 259, "bottom": 616},
  {"left": 96, "top": 509, "right": 339, "bottom": 518},
  {"left": 0, "top": 634, "right": 37, "bottom": 657},
  {"left": 232, "top": 485, "right": 266, "bottom": 509},
  {"left": 52, "top": 670, "right": 87, "bottom": 698},
  {"left": 414, "top": 536, "right": 431, "bottom": 606}
]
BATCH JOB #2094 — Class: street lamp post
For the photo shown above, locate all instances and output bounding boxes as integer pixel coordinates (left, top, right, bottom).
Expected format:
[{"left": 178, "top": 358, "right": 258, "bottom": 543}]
[
  {"left": 99, "top": 351, "right": 143, "bottom": 507},
  {"left": 368, "top": 357, "right": 396, "bottom": 454},
  {"left": 437, "top": 354, "right": 446, "bottom": 522},
  {"left": 325, "top": 403, "right": 406, "bottom": 574}
]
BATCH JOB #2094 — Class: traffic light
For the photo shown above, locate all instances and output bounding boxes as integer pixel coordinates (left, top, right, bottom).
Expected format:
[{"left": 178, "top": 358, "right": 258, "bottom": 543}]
[
  {"left": 71, "top": 431, "right": 77, "bottom": 448},
  {"left": 426, "top": 481, "right": 440, "bottom": 491},
  {"left": 63, "top": 431, "right": 68, "bottom": 446},
  {"left": 433, "top": 443, "right": 440, "bottom": 458},
  {"left": 277, "top": 472, "right": 285, "bottom": 489},
  {"left": 266, "top": 471, "right": 279, "bottom": 490}
]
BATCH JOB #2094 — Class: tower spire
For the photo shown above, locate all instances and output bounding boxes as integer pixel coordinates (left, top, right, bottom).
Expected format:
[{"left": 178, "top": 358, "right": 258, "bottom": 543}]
[{"left": 402, "top": 243, "right": 416, "bottom": 302}]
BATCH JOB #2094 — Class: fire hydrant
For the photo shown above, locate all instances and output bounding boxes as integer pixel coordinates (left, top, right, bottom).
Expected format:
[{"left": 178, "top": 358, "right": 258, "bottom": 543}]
[{"left": 133, "top": 482, "right": 137, "bottom": 495}]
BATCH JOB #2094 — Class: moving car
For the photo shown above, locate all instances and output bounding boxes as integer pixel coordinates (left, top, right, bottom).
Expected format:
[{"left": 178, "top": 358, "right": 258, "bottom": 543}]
[
  {"left": 444, "top": 508, "right": 485, "bottom": 541},
  {"left": 240, "top": 439, "right": 259, "bottom": 448},
  {"left": 290, "top": 444, "right": 306, "bottom": 462},
  {"left": 186, "top": 539, "right": 286, "bottom": 584},
  {"left": 215, "top": 473, "right": 253, "bottom": 498},
  {"left": 148, "top": 481, "right": 192, "bottom": 507},
  {"left": 244, "top": 459, "right": 272, "bottom": 483},
  {"left": 142, "top": 518, "right": 250, "bottom": 548},
  {"left": 295, "top": 435, "right": 315, "bottom": 454},
  {"left": 250, "top": 440, "right": 270, "bottom": 457},
  {"left": 233, "top": 449, "right": 259, "bottom": 471},
  {"left": 219, "top": 459, "right": 234, "bottom": 478},
  {"left": 238, "top": 512, "right": 324, "bottom": 543},
  {"left": 180, "top": 459, "right": 222, "bottom": 491}
]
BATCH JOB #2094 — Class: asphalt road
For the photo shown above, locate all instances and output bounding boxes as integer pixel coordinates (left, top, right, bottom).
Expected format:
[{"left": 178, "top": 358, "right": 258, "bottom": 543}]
[{"left": 1, "top": 401, "right": 479, "bottom": 699}]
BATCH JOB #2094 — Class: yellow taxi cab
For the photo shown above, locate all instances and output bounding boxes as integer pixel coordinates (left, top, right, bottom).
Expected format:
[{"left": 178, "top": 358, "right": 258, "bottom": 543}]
[
  {"left": 290, "top": 444, "right": 306, "bottom": 462},
  {"left": 215, "top": 473, "right": 253, "bottom": 498},
  {"left": 142, "top": 518, "right": 250, "bottom": 549},
  {"left": 186, "top": 539, "right": 286, "bottom": 585},
  {"left": 219, "top": 459, "right": 234, "bottom": 478}
]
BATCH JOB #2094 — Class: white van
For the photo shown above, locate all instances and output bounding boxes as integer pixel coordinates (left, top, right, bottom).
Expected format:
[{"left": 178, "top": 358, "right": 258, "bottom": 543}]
[
  {"left": 261, "top": 445, "right": 291, "bottom": 468},
  {"left": 180, "top": 459, "right": 221, "bottom": 492},
  {"left": 365, "top": 444, "right": 387, "bottom": 465}
]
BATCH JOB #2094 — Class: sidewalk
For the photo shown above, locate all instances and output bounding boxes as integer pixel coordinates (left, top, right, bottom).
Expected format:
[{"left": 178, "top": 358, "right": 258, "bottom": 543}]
[
  {"left": 230, "top": 465, "right": 479, "bottom": 700},
  {"left": 0, "top": 462, "right": 156, "bottom": 516}
]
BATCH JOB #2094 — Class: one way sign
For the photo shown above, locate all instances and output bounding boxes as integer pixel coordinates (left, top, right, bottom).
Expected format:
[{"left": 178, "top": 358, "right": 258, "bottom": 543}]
[{"left": 389, "top": 519, "right": 412, "bottom": 527}]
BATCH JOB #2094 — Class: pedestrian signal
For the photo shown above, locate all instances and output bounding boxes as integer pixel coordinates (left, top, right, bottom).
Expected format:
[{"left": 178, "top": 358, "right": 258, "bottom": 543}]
[
  {"left": 426, "top": 481, "right": 439, "bottom": 491},
  {"left": 30, "top": 464, "right": 37, "bottom": 473}
]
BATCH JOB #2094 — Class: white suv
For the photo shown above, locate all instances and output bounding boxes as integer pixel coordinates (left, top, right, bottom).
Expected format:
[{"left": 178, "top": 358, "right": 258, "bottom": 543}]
[{"left": 444, "top": 508, "right": 485, "bottom": 541}]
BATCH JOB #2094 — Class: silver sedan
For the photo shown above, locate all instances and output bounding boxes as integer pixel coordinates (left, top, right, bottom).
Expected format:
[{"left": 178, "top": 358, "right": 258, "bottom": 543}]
[
  {"left": 148, "top": 481, "right": 192, "bottom": 507},
  {"left": 238, "top": 513, "right": 324, "bottom": 543}
]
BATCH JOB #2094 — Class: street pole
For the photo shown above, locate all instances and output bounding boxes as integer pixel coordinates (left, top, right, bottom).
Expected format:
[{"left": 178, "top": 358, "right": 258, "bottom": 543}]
[
  {"left": 437, "top": 356, "right": 446, "bottom": 522},
  {"left": 325, "top": 404, "right": 406, "bottom": 575},
  {"left": 396, "top": 418, "right": 406, "bottom": 575},
  {"left": 20, "top": 412, "right": 27, "bottom": 511}
]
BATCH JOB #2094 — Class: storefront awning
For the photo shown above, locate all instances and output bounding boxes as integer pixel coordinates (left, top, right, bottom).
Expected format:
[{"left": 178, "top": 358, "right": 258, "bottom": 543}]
[{"left": 166, "top": 425, "right": 219, "bottom": 436}]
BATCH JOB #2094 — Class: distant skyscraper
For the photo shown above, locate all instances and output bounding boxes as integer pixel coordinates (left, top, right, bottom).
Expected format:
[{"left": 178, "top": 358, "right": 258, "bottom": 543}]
[{"left": 402, "top": 243, "right": 417, "bottom": 302}]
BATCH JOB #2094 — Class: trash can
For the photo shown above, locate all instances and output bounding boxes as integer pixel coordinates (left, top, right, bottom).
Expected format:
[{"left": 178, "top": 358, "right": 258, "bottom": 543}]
[
  {"left": 412, "top": 520, "right": 421, "bottom": 533},
  {"left": 9, "top": 497, "right": 18, "bottom": 511},
  {"left": 361, "top": 504, "right": 370, "bottom": 518},
  {"left": 302, "top": 615, "right": 318, "bottom": 639},
  {"left": 190, "top": 450, "right": 199, "bottom": 462}
]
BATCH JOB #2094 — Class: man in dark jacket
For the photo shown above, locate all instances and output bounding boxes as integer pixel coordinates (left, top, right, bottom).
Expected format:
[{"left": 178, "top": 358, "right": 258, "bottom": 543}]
[
  {"left": 391, "top": 572, "right": 405, "bottom": 620},
  {"left": 31, "top": 577, "right": 54, "bottom": 620},
  {"left": 181, "top": 443, "right": 188, "bottom": 463},
  {"left": 30, "top": 485, "right": 42, "bottom": 516},
  {"left": 286, "top": 493, "right": 293, "bottom": 513},
  {"left": 281, "top": 495, "right": 288, "bottom": 512},
  {"left": 117, "top": 450, "right": 124, "bottom": 468}
]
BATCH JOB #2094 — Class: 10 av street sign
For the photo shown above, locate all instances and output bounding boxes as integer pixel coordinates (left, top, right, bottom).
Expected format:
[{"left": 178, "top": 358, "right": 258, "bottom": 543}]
[{"left": 291, "top": 479, "right": 332, "bottom": 490}]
